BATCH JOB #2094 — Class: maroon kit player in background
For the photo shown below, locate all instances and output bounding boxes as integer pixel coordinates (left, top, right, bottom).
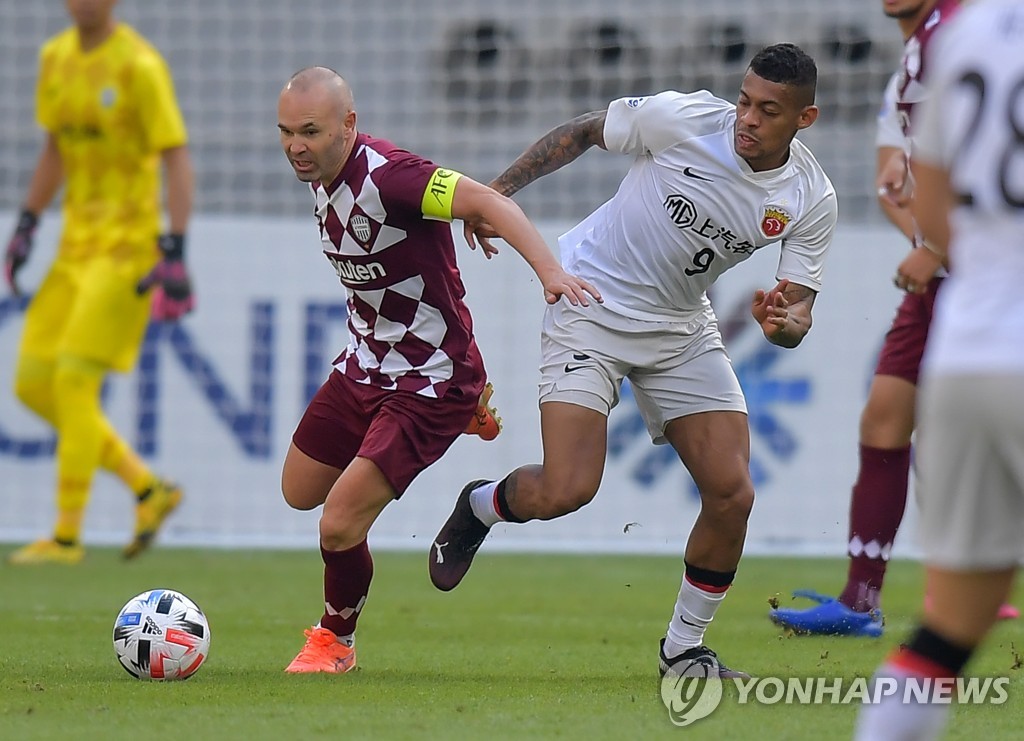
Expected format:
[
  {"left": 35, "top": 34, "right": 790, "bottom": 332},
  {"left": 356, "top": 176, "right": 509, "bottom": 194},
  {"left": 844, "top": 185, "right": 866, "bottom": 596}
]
[
  {"left": 771, "top": 0, "right": 1017, "bottom": 636},
  {"left": 275, "top": 67, "right": 600, "bottom": 673}
]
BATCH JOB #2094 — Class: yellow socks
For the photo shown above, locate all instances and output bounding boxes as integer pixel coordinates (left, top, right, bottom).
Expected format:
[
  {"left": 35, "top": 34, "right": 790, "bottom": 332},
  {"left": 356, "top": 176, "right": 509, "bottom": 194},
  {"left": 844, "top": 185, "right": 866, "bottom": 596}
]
[{"left": 51, "top": 356, "right": 108, "bottom": 543}]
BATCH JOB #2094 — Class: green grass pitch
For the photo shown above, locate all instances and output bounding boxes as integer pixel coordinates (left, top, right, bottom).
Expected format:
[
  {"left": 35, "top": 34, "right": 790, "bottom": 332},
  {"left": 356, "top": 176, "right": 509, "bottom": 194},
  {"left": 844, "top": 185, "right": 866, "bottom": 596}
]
[{"left": 1, "top": 548, "right": 1021, "bottom": 740}]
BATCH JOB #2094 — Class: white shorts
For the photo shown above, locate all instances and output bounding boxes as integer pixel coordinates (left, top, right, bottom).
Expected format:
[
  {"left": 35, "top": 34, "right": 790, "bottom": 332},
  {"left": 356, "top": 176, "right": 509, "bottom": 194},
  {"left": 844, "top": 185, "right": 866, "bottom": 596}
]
[
  {"left": 538, "top": 300, "right": 746, "bottom": 445},
  {"left": 916, "top": 374, "right": 1024, "bottom": 570}
]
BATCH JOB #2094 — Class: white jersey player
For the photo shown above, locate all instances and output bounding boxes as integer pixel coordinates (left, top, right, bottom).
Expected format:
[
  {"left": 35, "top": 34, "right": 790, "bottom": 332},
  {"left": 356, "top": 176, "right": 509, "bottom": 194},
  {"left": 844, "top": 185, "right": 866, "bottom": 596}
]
[
  {"left": 856, "top": 2, "right": 1024, "bottom": 739},
  {"left": 560, "top": 88, "right": 835, "bottom": 323},
  {"left": 430, "top": 44, "right": 837, "bottom": 679}
]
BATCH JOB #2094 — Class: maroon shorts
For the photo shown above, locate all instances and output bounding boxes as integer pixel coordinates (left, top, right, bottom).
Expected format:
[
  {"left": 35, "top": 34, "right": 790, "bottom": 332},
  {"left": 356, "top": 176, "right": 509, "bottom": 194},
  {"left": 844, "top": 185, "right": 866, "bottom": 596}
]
[
  {"left": 874, "top": 276, "right": 943, "bottom": 385},
  {"left": 291, "top": 370, "right": 480, "bottom": 497}
]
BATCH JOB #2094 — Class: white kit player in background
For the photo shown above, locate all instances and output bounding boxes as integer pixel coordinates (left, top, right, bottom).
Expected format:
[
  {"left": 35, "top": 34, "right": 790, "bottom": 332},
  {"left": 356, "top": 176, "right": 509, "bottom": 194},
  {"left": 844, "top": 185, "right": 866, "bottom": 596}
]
[
  {"left": 767, "top": 0, "right": 1017, "bottom": 639},
  {"left": 856, "top": 1, "right": 1024, "bottom": 739},
  {"left": 430, "top": 43, "right": 837, "bottom": 678}
]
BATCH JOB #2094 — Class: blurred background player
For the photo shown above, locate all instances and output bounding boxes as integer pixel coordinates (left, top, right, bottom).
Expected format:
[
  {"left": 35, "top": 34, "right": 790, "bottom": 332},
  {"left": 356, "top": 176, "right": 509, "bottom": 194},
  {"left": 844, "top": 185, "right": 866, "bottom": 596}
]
[
  {"left": 769, "top": 0, "right": 1016, "bottom": 636},
  {"left": 4, "top": 0, "right": 195, "bottom": 564},
  {"left": 430, "top": 44, "right": 836, "bottom": 678},
  {"left": 276, "top": 67, "right": 599, "bottom": 673},
  {"left": 856, "top": 1, "right": 1024, "bottom": 736}
]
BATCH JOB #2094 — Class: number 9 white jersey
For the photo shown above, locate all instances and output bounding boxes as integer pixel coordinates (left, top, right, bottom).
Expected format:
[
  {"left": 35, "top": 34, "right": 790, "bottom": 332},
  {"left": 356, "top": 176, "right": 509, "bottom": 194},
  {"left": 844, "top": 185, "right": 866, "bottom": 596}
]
[{"left": 557, "top": 90, "right": 838, "bottom": 323}]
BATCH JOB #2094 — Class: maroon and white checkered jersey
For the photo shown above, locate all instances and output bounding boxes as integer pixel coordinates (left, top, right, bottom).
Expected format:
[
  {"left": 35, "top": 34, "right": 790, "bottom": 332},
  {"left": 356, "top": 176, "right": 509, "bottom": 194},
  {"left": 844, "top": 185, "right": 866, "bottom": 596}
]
[{"left": 311, "top": 133, "right": 485, "bottom": 400}]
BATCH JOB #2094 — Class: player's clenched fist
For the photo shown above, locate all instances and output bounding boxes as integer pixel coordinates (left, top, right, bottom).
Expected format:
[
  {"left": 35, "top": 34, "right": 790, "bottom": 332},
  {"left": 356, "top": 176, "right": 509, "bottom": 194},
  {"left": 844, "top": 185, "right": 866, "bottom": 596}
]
[
  {"left": 136, "top": 233, "right": 195, "bottom": 321},
  {"left": 4, "top": 210, "right": 38, "bottom": 296}
]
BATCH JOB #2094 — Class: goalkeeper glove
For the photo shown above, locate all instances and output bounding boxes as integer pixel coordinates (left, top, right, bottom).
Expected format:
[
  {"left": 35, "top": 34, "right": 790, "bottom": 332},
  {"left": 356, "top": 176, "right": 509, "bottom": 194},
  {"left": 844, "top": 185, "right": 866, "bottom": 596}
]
[
  {"left": 4, "top": 209, "right": 38, "bottom": 296},
  {"left": 136, "top": 233, "right": 195, "bottom": 321}
]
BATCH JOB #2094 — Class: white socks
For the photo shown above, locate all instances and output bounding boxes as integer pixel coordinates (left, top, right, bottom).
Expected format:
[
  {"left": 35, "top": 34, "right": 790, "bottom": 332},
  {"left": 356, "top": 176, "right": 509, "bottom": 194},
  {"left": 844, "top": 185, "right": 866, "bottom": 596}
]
[
  {"left": 468, "top": 481, "right": 502, "bottom": 527},
  {"left": 854, "top": 667, "right": 951, "bottom": 741},
  {"left": 663, "top": 577, "right": 728, "bottom": 656}
]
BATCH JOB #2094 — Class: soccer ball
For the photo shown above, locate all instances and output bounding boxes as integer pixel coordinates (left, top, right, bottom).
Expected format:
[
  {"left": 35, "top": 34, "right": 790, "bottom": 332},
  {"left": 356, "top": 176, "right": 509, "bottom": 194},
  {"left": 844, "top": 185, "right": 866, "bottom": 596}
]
[{"left": 112, "top": 589, "right": 211, "bottom": 680}]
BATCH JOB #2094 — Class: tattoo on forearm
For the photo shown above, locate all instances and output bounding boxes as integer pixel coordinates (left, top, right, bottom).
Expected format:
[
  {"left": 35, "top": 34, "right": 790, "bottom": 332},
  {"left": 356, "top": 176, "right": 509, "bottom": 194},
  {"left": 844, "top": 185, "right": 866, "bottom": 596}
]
[
  {"left": 783, "top": 283, "right": 816, "bottom": 310},
  {"left": 491, "top": 110, "right": 606, "bottom": 198}
]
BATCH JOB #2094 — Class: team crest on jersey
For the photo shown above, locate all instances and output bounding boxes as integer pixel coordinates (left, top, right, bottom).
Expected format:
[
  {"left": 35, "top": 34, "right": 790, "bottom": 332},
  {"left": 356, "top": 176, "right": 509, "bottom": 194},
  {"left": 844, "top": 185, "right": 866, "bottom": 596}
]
[
  {"left": 100, "top": 87, "right": 117, "bottom": 108},
  {"left": 350, "top": 215, "right": 372, "bottom": 244},
  {"left": 761, "top": 206, "right": 792, "bottom": 238}
]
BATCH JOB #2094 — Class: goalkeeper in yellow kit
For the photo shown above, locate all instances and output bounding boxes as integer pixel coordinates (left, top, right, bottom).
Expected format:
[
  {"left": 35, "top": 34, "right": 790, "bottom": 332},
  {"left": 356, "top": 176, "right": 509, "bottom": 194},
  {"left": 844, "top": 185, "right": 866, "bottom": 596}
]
[{"left": 4, "top": 0, "right": 195, "bottom": 564}]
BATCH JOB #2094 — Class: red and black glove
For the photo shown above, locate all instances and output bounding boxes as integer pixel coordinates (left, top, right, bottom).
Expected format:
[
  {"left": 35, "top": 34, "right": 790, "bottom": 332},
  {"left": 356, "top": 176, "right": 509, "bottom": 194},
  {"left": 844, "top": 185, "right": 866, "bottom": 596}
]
[
  {"left": 136, "top": 233, "right": 195, "bottom": 321},
  {"left": 4, "top": 209, "right": 39, "bottom": 296}
]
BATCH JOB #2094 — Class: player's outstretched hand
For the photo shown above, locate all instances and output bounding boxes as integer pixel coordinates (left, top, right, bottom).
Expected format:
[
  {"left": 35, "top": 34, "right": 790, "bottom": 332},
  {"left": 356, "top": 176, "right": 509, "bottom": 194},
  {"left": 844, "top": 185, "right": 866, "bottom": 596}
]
[
  {"left": 4, "top": 210, "right": 38, "bottom": 296},
  {"left": 751, "top": 278, "right": 790, "bottom": 339},
  {"left": 136, "top": 234, "right": 195, "bottom": 321},
  {"left": 462, "top": 219, "right": 501, "bottom": 259},
  {"left": 537, "top": 266, "right": 602, "bottom": 307}
]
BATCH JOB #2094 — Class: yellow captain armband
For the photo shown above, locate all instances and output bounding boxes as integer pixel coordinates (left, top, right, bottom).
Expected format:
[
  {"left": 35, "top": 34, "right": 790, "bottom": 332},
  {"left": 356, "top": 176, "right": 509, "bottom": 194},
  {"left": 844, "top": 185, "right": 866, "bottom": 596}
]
[{"left": 421, "top": 168, "right": 463, "bottom": 222}]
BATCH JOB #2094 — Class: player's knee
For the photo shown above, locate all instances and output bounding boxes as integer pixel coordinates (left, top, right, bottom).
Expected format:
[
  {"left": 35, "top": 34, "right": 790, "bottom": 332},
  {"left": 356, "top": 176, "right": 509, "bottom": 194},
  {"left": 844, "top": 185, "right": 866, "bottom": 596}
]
[
  {"left": 859, "top": 414, "right": 912, "bottom": 448},
  {"left": 53, "top": 355, "right": 105, "bottom": 397},
  {"left": 700, "top": 479, "right": 754, "bottom": 523},
  {"left": 318, "top": 514, "right": 366, "bottom": 551},
  {"left": 13, "top": 372, "right": 44, "bottom": 413},
  {"left": 859, "top": 386, "right": 915, "bottom": 446},
  {"left": 859, "top": 401, "right": 889, "bottom": 438},
  {"left": 13, "top": 356, "right": 54, "bottom": 418}
]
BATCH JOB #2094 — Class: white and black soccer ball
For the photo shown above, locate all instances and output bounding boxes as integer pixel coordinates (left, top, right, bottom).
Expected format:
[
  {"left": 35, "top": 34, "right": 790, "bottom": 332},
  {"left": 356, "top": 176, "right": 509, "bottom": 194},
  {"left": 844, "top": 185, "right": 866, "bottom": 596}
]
[{"left": 112, "top": 589, "right": 211, "bottom": 680}]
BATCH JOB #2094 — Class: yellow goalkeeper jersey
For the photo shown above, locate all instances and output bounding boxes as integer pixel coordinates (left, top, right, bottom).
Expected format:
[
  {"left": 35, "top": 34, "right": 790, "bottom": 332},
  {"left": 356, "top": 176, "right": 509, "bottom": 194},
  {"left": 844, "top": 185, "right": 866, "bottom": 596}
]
[{"left": 36, "top": 23, "right": 187, "bottom": 261}]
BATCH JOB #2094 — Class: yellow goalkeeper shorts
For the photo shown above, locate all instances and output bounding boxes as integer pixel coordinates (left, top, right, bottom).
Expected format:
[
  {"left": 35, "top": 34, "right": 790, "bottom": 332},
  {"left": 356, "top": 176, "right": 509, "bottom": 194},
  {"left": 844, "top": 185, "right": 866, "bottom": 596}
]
[{"left": 18, "top": 254, "right": 154, "bottom": 372}]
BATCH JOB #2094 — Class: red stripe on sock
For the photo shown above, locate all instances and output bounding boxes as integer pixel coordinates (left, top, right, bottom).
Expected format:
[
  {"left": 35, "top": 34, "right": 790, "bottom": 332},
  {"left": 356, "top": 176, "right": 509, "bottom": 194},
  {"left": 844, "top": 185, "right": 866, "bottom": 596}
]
[
  {"left": 888, "top": 647, "right": 958, "bottom": 680},
  {"left": 491, "top": 488, "right": 505, "bottom": 522},
  {"left": 684, "top": 574, "right": 731, "bottom": 594}
]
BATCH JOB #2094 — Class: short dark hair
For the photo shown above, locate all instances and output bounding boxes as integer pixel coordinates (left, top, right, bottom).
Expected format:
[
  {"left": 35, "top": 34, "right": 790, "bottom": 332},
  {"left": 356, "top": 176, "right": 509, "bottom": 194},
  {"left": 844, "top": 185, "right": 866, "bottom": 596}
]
[{"left": 748, "top": 43, "right": 817, "bottom": 105}]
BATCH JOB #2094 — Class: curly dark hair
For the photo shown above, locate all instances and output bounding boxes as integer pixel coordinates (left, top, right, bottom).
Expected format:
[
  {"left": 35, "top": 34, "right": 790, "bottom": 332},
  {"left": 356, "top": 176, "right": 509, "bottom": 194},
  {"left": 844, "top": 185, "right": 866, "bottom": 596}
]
[{"left": 748, "top": 43, "right": 817, "bottom": 106}]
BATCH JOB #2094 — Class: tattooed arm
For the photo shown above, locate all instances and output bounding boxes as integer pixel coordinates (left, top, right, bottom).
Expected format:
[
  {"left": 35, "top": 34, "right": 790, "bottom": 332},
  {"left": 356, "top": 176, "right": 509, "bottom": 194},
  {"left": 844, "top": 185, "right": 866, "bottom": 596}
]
[
  {"left": 750, "top": 279, "right": 817, "bottom": 349},
  {"left": 489, "top": 110, "right": 608, "bottom": 198},
  {"left": 463, "top": 110, "right": 607, "bottom": 257}
]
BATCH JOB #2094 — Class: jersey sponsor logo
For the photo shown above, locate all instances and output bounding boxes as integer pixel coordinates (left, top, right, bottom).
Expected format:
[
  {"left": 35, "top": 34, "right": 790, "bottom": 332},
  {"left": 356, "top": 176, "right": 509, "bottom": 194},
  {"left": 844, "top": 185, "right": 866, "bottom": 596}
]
[
  {"left": 626, "top": 97, "right": 647, "bottom": 108},
  {"left": 58, "top": 124, "right": 102, "bottom": 141},
  {"left": 682, "top": 166, "right": 713, "bottom": 182},
  {"left": 662, "top": 194, "right": 758, "bottom": 255},
  {"left": 664, "top": 194, "right": 699, "bottom": 228},
  {"left": 761, "top": 207, "right": 792, "bottom": 238},
  {"left": 325, "top": 253, "right": 388, "bottom": 285},
  {"left": 350, "top": 214, "right": 372, "bottom": 244}
]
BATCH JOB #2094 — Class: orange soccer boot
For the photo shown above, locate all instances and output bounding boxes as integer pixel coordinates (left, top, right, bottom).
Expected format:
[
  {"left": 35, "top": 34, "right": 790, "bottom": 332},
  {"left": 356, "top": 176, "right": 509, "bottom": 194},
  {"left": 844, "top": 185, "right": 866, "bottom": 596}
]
[
  {"left": 464, "top": 382, "right": 502, "bottom": 441},
  {"left": 285, "top": 626, "right": 358, "bottom": 674}
]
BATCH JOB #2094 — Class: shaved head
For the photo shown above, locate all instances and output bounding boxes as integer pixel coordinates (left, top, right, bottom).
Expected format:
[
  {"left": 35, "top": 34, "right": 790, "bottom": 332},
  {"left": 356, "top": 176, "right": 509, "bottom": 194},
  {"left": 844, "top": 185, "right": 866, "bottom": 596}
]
[{"left": 284, "top": 66, "right": 354, "bottom": 119}]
